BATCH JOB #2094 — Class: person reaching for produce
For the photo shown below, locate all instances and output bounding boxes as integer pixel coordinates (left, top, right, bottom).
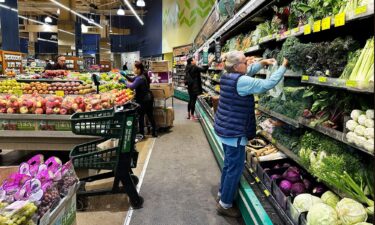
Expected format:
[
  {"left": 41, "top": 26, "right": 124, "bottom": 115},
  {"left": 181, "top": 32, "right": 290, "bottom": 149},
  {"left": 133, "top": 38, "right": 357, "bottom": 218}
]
[
  {"left": 214, "top": 50, "right": 288, "bottom": 218},
  {"left": 185, "top": 57, "right": 213, "bottom": 120},
  {"left": 125, "top": 61, "right": 157, "bottom": 138}
]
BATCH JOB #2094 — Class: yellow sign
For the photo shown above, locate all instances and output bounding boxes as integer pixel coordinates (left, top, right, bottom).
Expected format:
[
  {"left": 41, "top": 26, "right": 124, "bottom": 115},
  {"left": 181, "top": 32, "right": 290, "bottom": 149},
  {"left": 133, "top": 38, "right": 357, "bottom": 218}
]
[
  {"left": 292, "top": 27, "right": 299, "bottom": 34},
  {"left": 313, "top": 20, "right": 321, "bottom": 32},
  {"left": 264, "top": 190, "right": 271, "bottom": 197},
  {"left": 304, "top": 24, "right": 311, "bottom": 35},
  {"left": 302, "top": 75, "right": 309, "bottom": 81},
  {"left": 255, "top": 177, "right": 260, "bottom": 182},
  {"left": 55, "top": 91, "right": 65, "bottom": 97},
  {"left": 322, "top": 17, "right": 331, "bottom": 30},
  {"left": 284, "top": 30, "right": 291, "bottom": 36},
  {"left": 318, "top": 76, "right": 327, "bottom": 83},
  {"left": 334, "top": 12, "right": 346, "bottom": 27},
  {"left": 346, "top": 80, "right": 357, "bottom": 87},
  {"left": 355, "top": 5, "right": 367, "bottom": 15}
]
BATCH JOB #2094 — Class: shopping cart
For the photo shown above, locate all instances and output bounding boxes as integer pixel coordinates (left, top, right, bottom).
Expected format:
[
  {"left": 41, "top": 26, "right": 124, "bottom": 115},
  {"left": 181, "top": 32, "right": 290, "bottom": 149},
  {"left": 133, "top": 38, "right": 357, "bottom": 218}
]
[{"left": 70, "top": 102, "right": 143, "bottom": 210}]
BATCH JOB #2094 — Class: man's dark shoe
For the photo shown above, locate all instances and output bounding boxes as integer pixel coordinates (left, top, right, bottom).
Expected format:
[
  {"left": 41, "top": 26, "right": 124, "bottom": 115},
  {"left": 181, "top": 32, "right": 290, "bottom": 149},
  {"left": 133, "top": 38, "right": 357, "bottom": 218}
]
[{"left": 216, "top": 203, "right": 241, "bottom": 218}]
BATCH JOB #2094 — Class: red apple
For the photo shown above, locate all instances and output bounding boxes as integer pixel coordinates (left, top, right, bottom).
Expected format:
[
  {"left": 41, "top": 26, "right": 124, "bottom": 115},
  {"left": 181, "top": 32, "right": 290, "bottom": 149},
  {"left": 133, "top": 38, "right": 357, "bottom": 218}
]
[
  {"left": 60, "top": 108, "right": 68, "bottom": 115},
  {"left": 46, "top": 108, "right": 53, "bottom": 115},
  {"left": 35, "top": 108, "right": 44, "bottom": 114},
  {"left": 7, "top": 108, "right": 14, "bottom": 114}
]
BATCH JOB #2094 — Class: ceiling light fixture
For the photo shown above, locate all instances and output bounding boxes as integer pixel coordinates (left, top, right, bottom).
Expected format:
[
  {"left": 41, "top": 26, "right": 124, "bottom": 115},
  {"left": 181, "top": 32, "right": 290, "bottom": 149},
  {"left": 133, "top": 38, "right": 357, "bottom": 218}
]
[
  {"left": 0, "top": 0, "right": 5, "bottom": 3},
  {"left": 123, "top": 0, "right": 144, "bottom": 25},
  {"left": 117, "top": 6, "right": 125, "bottom": 16},
  {"left": 44, "top": 16, "right": 52, "bottom": 23},
  {"left": 136, "top": 0, "right": 145, "bottom": 7},
  {"left": 50, "top": 0, "right": 103, "bottom": 29},
  {"left": 57, "top": 8, "right": 60, "bottom": 15},
  {"left": 37, "top": 38, "right": 58, "bottom": 44}
]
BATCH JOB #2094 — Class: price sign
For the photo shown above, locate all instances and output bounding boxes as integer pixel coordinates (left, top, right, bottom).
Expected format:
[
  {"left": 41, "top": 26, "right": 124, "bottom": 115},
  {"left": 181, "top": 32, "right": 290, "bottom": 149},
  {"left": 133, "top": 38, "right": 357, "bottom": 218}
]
[
  {"left": 255, "top": 177, "right": 260, "bottom": 182},
  {"left": 304, "top": 24, "right": 311, "bottom": 35},
  {"left": 17, "top": 121, "right": 35, "bottom": 130},
  {"left": 334, "top": 12, "right": 346, "bottom": 27},
  {"left": 313, "top": 20, "right": 321, "bottom": 32},
  {"left": 264, "top": 190, "right": 271, "bottom": 197},
  {"left": 302, "top": 75, "right": 309, "bottom": 81},
  {"left": 355, "top": 5, "right": 367, "bottom": 15},
  {"left": 318, "top": 76, "right": 327, "bottom": 83},
  {"left": 346, "top": 80, "right": 357, "bottom": 87},
  {"left": 55, "top": 91, "right": 65, "bottom": 97},
  {"left": 284, "top": 30, "right": 291, "bottom": 36},
  {"left": 292, "top": 27, "right": 300, "bottom": 34},
  {"left": 322, "top": 17, "right": 331, "bottom": 30}
]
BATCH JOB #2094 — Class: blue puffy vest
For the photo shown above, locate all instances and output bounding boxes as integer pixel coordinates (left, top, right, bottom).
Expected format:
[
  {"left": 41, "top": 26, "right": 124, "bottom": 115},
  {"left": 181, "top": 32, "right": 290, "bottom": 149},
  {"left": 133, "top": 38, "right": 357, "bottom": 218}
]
[{"left": 214, "top": 73, "right": 256, "bottom": 139}]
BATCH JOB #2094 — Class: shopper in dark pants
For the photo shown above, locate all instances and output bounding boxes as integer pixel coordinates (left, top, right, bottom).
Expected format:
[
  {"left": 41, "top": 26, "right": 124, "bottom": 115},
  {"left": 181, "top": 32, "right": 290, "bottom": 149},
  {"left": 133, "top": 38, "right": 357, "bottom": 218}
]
[
  {"left": 185, "top": 57, "right": 211, "bottom": 120},
  {"left": 214, "top": 51, "right": 288, "bottom": 217},
  {"left": 125, "top": 61, "right": 157, "bottom": 138}
]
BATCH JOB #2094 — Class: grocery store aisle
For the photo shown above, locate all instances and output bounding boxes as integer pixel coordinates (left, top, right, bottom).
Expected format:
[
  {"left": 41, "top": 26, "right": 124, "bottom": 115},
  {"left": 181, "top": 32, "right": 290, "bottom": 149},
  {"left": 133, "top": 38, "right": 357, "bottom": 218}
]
[{"left": 127, "top": 99, "right": 243, "bottom": 225}]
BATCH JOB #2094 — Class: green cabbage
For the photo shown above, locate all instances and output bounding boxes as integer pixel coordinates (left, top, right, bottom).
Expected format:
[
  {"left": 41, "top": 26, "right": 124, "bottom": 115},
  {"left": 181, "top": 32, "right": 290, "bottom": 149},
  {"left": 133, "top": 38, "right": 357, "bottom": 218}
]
[
  {"left": 321, "top": 191, "right": 340, "bottom": 208},
  {"left": 336, "top": 198, "right": 368, "bottom": 225},
  {"left": 293, "top": 193, "right": 323, "bottom": 213},
  {"left": 354, "top": 223, "right": 372, "bottom": 225},
  {"left": 307, "top": 203, "right": 339, "bottom": 225}
]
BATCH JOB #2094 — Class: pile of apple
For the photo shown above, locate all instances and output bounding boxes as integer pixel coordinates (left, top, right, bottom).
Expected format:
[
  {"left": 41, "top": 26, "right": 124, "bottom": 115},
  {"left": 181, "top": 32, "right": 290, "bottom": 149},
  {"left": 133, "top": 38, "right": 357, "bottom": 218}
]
[
  {"left": 48, "top": 82, "right": 95, "bottom": 95},
  {"left": 43, "top": 70, "right": 68, "bottom": 78},
  {"left": 0, "top": 89, "right": 134, "bottom": 115},
  {"left": 23, "top": 82, "right": 50, "bottom": 95}
]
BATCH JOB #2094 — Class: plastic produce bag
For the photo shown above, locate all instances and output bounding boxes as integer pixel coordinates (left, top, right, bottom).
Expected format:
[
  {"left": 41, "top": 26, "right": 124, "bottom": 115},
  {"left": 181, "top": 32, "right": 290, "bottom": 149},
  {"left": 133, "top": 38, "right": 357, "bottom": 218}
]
[
  {"left": 266, "top": 63, "right": 285, "bottom": 100},
  {"left": 58, "top": 161, "right": 78, "bottom": 196}
]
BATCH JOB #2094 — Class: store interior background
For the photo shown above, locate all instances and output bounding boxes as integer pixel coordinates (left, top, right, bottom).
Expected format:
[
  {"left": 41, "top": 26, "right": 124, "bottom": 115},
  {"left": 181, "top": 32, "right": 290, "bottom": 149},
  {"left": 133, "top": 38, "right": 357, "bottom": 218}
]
[{"left": 0, "top": 0, "right": 215, "bottom": 68}]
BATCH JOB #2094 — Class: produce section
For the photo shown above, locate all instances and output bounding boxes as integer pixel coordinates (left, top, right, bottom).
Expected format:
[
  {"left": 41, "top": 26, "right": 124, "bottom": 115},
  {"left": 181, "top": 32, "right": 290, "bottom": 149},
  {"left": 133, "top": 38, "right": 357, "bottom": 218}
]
[{"left": 194, "top": 0, "right": 374, "bottom": 224}]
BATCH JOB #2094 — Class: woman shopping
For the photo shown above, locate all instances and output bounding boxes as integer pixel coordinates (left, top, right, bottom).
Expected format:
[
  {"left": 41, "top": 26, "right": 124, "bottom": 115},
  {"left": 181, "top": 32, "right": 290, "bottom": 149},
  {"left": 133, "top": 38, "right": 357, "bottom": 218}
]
[
  {"left": 185, "top": 57, "right": 212, "bottom": 120},
  {"left": 124, "top": 61, "right": 157, "bottom": 138},
  {"left": 214, "top": 51, "right": 288, "bottom": 218}
]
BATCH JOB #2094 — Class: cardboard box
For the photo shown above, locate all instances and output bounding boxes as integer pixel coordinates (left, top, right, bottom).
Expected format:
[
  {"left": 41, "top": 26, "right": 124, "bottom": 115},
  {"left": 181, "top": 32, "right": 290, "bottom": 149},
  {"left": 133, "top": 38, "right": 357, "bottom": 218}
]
[
  {"left": 154, "top": 107, "right": 174, "bottom": 127},
  {"left": 150, "top": 61, "right": 169, "bottom": 73},
  {"left": 148, "top": 71, "right": 171, "bottom": 84},
  {"left": 150, "top": 83, "right": 174, "bottom": 99}
]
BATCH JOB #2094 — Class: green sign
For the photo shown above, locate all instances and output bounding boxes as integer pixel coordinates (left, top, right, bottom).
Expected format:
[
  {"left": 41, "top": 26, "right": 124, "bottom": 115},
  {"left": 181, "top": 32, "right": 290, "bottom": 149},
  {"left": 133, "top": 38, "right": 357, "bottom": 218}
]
[{"left": 122, "top": 116, "right": 135, "bottom": 153}]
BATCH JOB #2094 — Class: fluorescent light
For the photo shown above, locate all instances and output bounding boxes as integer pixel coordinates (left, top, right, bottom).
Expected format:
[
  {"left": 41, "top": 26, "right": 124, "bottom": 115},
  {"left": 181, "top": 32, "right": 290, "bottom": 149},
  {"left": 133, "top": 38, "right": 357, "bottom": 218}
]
[
  {"left": 0, "top": 0, "right": 5, "bottom": 3},
  {"left": 57, "top": 8, "right": 60, "bottom": 15},
  {"left": 58, "top": 29, "right": 75, "bottom": 36},
  {"left": 0, "top": 3, "right": 11, "bottom": 10},
  {"left": 117, "top": 7, "right": 125, "bottom": 16},
  {"left": 123, "top": 0, "right": 144, "bottom": 25},
  {"left": 38, "top": 38, "right": 58, "bottom": 44},
  {"left": 50, "top": 0, "right": 103, "bottom": 29},
  {"left": 44, "top": 16, "right": 52, "bottom": 23},
  {"left": 136, "top": 0, "right": 145, "bottom": 7}
]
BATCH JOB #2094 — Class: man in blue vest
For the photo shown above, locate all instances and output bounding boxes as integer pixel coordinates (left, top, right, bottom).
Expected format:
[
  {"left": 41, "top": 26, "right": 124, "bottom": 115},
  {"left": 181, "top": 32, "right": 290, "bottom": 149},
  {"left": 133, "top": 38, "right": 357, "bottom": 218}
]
[{"left": 214, "top": 50, "right": 288, "bottom": 217}]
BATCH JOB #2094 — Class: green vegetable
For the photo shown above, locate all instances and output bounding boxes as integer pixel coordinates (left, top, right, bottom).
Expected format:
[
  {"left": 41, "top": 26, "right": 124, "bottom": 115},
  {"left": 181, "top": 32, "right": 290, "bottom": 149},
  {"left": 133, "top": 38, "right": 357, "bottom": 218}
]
[
  {"left": 336, "top": 198, "right": 368, "bottom": 225},
  {"left": 293, "top": 193, "right": 323, "bottom": 213},
  {"left": 307, "top": 203, "right": 339, "bottom": 225},
  {"left": 321, "top": 191, "right": 340, "bottom": 208},
  {"left": 349, "top": 37, "right": 374, "bottom": 82}
]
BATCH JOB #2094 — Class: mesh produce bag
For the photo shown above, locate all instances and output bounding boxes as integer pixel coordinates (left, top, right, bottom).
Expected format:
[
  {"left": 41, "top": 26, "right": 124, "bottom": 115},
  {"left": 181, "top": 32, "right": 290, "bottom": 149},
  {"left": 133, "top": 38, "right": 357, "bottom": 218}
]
[{"left": 266, "top": 63, "right": 285, "bottom": 100}]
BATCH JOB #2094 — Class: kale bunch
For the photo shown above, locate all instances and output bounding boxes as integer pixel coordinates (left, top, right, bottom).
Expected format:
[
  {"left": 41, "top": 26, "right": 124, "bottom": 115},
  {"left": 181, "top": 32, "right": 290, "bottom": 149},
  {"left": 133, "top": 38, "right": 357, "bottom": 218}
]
[{"left": 263, "top": 48, "right": 280, "bottom": 60}]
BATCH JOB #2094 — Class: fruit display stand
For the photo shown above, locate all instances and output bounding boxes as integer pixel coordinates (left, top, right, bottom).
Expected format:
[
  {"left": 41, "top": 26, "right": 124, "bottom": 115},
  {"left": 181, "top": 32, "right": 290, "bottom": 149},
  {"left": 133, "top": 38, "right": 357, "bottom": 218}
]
[
  {"left": 0, "top": 114, "right": 97, "bottom": 151},
  {"left": 0, "top": 50, "right": 23, "bottom": 75}
]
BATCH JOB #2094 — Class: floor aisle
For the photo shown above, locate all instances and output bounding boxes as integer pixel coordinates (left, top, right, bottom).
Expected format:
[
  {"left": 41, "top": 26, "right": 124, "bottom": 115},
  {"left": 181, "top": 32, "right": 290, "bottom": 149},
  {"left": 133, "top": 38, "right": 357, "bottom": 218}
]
[{"left": 128, "top": 99, "right": 243, "bottom": 225}]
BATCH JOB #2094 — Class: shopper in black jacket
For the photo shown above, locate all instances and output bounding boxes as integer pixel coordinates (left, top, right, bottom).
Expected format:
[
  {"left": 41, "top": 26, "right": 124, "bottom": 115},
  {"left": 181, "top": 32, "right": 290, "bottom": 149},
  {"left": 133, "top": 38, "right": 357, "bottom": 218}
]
[
  {"left": 185, "top": 57, "right": 210, "bottom": 120},
  {"left": 125, "top": 61, "right": 157, "bottom": 138}
]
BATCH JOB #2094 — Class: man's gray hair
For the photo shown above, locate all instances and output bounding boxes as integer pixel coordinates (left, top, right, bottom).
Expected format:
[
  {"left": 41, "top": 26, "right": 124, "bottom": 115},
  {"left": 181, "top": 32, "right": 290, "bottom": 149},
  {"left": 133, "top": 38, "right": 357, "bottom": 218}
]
[{"left": 222, "top": 50, "right": 245, "bottom": 73}]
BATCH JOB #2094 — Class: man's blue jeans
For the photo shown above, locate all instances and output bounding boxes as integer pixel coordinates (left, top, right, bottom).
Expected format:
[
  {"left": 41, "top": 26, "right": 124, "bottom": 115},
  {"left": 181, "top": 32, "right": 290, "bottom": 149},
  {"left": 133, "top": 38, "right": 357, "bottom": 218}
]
[{"left": 219, "top": 141, "right": 246, "bottom": 207}]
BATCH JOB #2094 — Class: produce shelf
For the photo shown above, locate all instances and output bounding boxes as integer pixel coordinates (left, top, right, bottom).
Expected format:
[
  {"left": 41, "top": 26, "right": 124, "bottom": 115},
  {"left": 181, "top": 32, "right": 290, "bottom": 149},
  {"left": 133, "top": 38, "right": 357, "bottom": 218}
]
[
  {"left": 0, "top": 114, "right": 71, "bottom": 120},
  {"left": 258, "top": 130, "right": 346, "bottom": 199},
  {"left": 300, "top": 76, "right": 374, "bottom": 94},
  {"left": 16, "top": 79, "right": 84, "bottom": 84},
  {"left": 299, "top": 118, "right": 374, "bottom": 156},
  {"left": 257, "top": 69, "right": 302, "bottom": 78},
  {"left": 257, "top": 106, "right": 300, "bottom": 128},
  {"left": 244, "top": 45, "right": 261, "bottom": 54}
]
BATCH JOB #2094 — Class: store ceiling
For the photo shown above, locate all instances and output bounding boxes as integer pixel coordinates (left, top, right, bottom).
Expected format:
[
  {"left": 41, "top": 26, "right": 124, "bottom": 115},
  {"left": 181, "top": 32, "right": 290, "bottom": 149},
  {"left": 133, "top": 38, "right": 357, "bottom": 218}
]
[{"left": 17, "top": 0, "right": 145, "bottom": 17}]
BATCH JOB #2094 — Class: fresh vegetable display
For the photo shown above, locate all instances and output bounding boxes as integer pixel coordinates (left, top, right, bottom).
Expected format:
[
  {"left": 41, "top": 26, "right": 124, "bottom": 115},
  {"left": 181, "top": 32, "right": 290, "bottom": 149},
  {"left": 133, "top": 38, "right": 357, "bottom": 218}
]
[
  {"left": 306, "top": 203, "right": 340, "bottom": 225},
  {"left": 259, "top": 87, "right": 311, "bottom": 119},
  {"left": 347, "top": 37, "right": 374, "bottom": 83},
  {"left": 0, "top": 201, "right": 37, "bottom": 225},
  {"left": 345, "top": 109, "right": 374, "bottom": 153},
  {"left": 0, "top": 89, "right": 134, "bottom": 115}
]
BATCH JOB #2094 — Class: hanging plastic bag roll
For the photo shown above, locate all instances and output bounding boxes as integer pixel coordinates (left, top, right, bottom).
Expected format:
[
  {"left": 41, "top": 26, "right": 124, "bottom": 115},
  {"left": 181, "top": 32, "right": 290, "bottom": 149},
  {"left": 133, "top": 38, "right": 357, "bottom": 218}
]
[{"left": 266, "top": 62, "right": 285, "bottom": 100}]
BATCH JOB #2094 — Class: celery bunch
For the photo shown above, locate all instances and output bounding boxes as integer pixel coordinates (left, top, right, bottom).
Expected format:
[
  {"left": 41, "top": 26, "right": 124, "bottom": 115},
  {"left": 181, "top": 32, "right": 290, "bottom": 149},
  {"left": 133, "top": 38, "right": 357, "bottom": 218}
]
[{"left": 348, "top": 37, "right": 374, "bottom": 82}]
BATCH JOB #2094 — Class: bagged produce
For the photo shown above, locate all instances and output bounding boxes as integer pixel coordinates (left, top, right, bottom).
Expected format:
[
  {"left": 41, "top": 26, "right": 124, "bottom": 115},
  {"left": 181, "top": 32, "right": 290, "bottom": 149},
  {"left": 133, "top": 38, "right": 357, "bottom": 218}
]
[{"left": 59, "top": 161, "right": 78, "bottom": 196}]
